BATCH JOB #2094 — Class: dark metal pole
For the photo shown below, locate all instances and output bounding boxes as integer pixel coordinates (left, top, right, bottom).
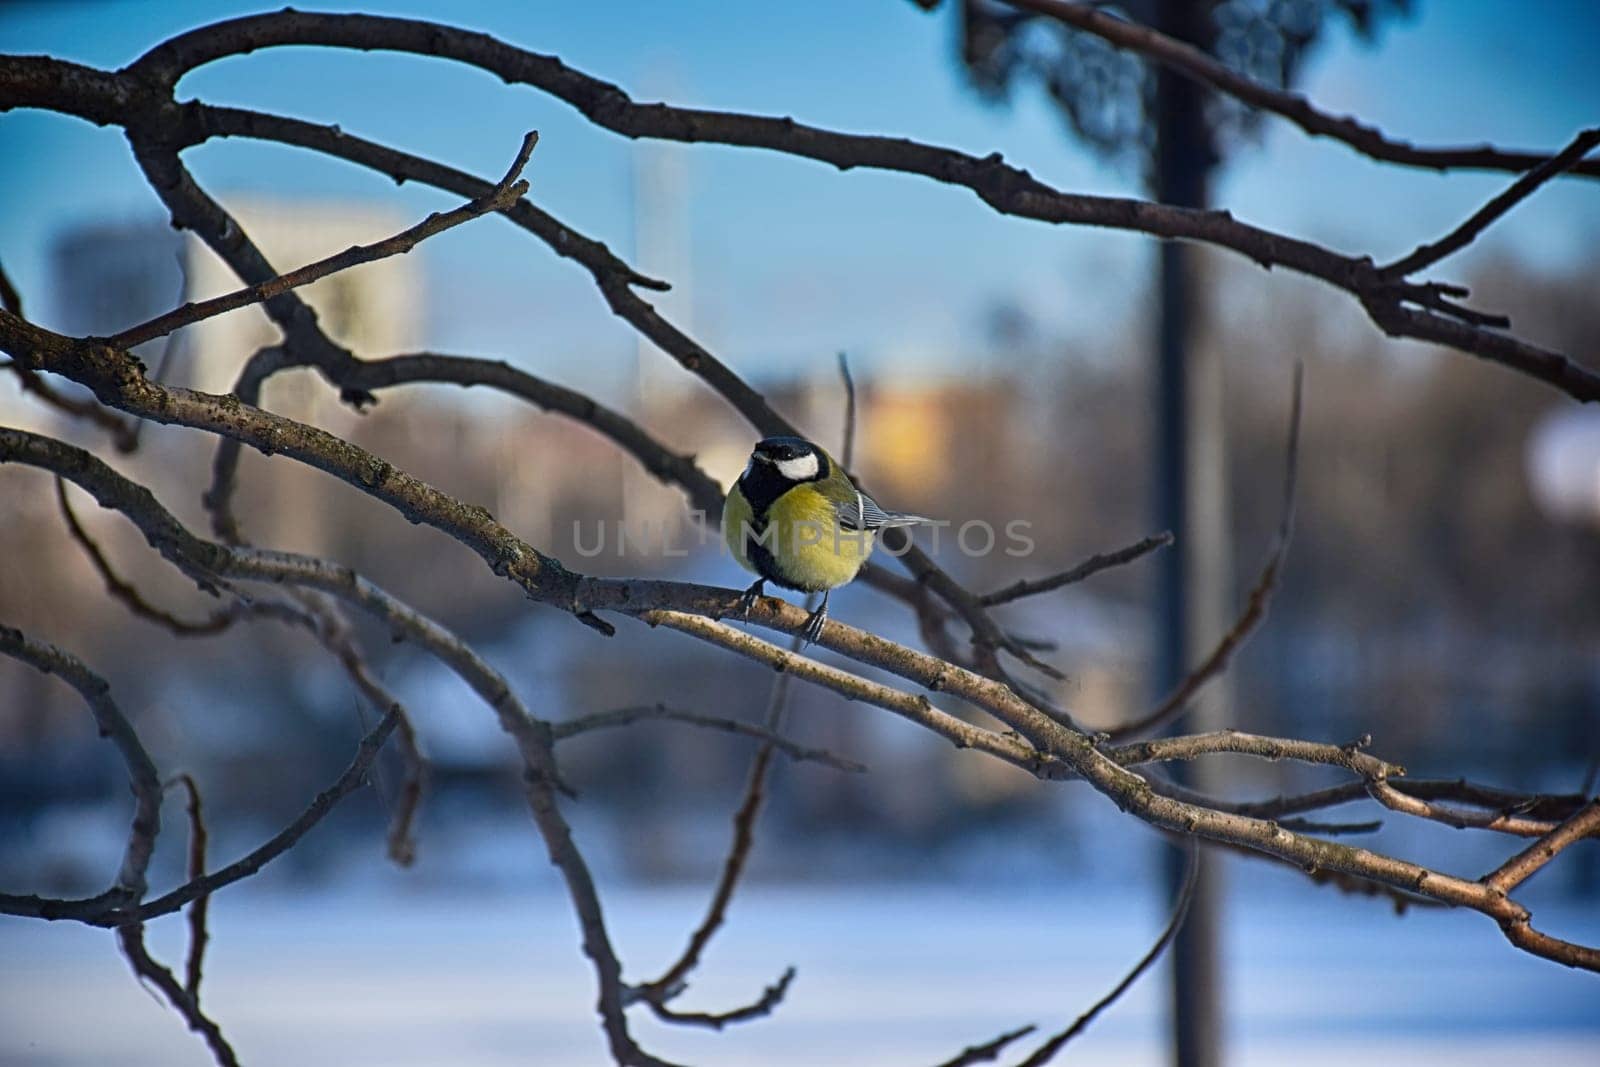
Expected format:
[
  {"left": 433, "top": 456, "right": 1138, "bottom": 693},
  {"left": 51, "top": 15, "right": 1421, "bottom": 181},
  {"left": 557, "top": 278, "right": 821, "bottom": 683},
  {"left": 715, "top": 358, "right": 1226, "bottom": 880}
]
[{"left": 1152, "top": 3, "right": 1225, "bottom": 1066}]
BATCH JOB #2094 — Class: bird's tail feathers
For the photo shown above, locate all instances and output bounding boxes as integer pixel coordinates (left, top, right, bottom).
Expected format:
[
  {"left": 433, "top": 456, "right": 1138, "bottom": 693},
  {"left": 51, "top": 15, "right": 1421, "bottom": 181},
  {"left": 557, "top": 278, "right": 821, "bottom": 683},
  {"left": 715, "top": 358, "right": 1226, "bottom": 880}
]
[{"left": 878, "top": 511, "right": 934, "bottom": 528}]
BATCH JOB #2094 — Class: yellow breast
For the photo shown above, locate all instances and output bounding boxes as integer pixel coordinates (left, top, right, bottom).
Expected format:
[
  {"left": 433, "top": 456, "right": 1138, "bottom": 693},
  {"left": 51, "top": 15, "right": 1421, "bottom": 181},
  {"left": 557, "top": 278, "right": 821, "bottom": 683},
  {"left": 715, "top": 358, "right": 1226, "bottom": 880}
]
[{"left": 723, "top": 484, "right": 874, "bottom": 592}]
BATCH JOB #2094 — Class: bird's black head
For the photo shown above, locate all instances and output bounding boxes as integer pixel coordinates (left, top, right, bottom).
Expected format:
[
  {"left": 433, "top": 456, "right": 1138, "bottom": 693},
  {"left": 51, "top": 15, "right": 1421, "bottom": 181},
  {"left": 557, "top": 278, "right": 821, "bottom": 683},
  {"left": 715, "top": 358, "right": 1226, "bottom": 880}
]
[
  {"left": 749, "top": 436, "right": 829, "bottom": 484},
  {"left": 737, "top": 437, "right": 829, "bottom": 511}
]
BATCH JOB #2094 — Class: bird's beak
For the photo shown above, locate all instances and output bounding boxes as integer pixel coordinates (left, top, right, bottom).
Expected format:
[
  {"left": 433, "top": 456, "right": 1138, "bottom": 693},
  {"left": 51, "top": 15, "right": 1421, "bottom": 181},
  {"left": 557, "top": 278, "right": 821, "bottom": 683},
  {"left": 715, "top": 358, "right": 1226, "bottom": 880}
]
[{"left": 752, "top": 451, "right": 774, "bottom": 465}]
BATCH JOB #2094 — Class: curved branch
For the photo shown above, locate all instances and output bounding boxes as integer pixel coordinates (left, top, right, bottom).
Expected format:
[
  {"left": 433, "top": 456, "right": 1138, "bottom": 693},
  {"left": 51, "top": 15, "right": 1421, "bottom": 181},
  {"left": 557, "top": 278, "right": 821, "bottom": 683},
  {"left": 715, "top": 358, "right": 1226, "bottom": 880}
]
[
  {"left": 1382, "top": 127, "right": 1600, "bottom": 278},
  {"left": 4, "top": 356, "right": 1597, "bottom": 971},
  {"left": 555, "top": 704, "right": 864, "bottom": 772},
  {"left": 1111, "top": 364, "right": 1301, "bottom": 742},
  {"left": 933, "top": 1025, "right": 1038, "bottom": 1067},
  {"left": 165, "top": 774, "right": 211, "bottom": 1001},
  {"left": 5, "top": 26, "right": 1596, "bottom": 398},
  {"left": 339, "top": 353, "right": 724, "bottom": 515},
  {"left": 118, "top": 923, "right": 239, "bottom": 1067},
  {"left": 1484, "top": 799, "right": 1600, "bottom": 894},
  {"left": 1108, "top": 729, "right": 1404, "bottom": 779},
  {"left": 106, "top": 130, "right": 540, "bottom": 350},
  {"left": 0, "top": 624, "right": 161, "bottom": 903},
  {"left": 56, "top": 477, "right": 235, "bottom": 635},
  {"left": 1013, "top": 840, "right": 1198, "bottom": 1066},
  {"left": 1000, "top": 0, "right": 1600, "bottom": 181},
  {"left": 980, "top": 530, "right": 1173, "bottom": 606},
  {"left": 636, "top": 636, "right": 806, "bottom": 1027}
]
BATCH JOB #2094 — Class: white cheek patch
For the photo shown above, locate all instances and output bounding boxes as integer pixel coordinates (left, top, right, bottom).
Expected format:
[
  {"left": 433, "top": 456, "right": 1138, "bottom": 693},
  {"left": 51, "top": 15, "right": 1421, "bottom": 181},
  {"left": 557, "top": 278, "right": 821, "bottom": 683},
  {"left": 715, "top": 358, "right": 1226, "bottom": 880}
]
[{"left": 776, "top": 454, "right": 820, "bottom": 481}]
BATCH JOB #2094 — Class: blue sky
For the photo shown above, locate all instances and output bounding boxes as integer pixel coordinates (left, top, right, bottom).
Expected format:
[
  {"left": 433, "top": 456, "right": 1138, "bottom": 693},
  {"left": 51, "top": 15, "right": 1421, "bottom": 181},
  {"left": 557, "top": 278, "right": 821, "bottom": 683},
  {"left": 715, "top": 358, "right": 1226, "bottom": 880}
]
[{"left": 2, "top": 0, "right": 1597, "bottom": 393}]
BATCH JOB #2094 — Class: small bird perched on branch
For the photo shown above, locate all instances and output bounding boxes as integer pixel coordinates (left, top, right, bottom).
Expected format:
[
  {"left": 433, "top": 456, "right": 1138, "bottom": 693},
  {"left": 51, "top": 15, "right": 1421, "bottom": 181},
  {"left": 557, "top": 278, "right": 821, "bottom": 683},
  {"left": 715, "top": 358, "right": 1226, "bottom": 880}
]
[{"left": 724, "top": 436, "right": 930, "bottom": 644}]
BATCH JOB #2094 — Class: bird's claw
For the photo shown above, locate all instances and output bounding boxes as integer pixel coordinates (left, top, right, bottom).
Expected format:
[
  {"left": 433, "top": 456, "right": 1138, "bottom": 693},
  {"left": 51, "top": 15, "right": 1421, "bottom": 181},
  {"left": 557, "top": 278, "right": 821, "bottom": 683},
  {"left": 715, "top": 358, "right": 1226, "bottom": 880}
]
[
  {"left": 736, "top": 580, "right": 766, "bottom": 621},
  {"left": 799, "top": 605, "right": 828, "bottom": 647}
]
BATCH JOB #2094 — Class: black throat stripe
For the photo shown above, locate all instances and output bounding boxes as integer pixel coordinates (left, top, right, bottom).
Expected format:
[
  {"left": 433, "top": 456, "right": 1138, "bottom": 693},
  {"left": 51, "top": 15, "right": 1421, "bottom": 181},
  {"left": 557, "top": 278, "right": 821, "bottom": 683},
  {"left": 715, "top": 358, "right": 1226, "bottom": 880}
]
[{"left": 736, "top": 454, "right": 831, "bottom": 591}]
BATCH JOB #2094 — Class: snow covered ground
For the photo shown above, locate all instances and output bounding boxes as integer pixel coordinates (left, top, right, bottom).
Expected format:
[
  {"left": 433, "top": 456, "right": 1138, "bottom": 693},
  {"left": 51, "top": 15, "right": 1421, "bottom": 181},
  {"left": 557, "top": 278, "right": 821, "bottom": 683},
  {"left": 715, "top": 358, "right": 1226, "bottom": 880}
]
[{"left": 4, "top": 872, "right": 1596, "bottom": 1066}]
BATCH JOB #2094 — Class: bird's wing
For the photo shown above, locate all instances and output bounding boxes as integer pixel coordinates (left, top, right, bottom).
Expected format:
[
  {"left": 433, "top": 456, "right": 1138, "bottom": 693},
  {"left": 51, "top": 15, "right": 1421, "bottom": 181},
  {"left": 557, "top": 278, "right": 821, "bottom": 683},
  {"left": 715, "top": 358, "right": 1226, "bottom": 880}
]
[{"left": 836, "top": 488, "right": 929, "bottom": 531}]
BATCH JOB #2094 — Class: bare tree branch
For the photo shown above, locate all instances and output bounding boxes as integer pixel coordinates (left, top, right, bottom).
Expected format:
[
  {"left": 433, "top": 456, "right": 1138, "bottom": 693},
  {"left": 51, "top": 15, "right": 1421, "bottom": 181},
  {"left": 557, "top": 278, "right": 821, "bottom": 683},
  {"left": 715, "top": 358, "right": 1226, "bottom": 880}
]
[
  {"left": 302, "top": 595, "right": 428, "bottom": 866},
  {"left": 838, "top": 350, "right": 859, "bottom": 468},
  {"left": 335, "top": 352, "right": 724, "bottom": 514},
  {"left": 140, "top": 705, "right": 401, "bottom": 926},
  {"left": 0, "top": 624, "right": 161, "bottom": 904},
  {"left": 2, "top": 20, "right": 1596, "bottom": 1065},
  {"left": 1484, "top": 798, "right": 1600, "bottom": 894},
  {"left": 555, "top": 704, "right": 865, "bottom": 772},
  {"left": 1, "top": 419, "right": 1595, "bottom": 1007},
  {"left": 1109, "top": 729, "right": 1403, "bottom": 779},
  {"left": 637, "top": 652, "right": 801, "bottom": 1028},
  {"left": 1363, "top": 773, "right": 1600, "bottom": 840},
  {"left": 1382, "top": 127, "right": 1600, "bottom": 278},
  {"left": 0, "top": 257, "right": 20, "bottom": 315},
  {"left": 1012, "top": 840, "right": 1199, "bottom": 1067},
  {"left": 933, "top": 1025, "right": 1039, "bottom": 1067},
  {"left": 118, "top": 923, "right": 239, "bottom": 1067},
  {"left": 201, "top": 345, "right": 290, "bottom": 542},
  {"left": 6, "top": 27, "right": 1596, "bottom": 399},
  {"left": 521, "top": 727, "right": 686, "bottom": 1067},
  {"left": 643, "top": 967, "right": 798, "bottom": 1031},
  {"left": 5, "top": 360, "right": 142, "bottom": 451},
  {"left": 641, "top": 610, "right": 1050, "bottom": 771},
  {"left": 105, "top": 131, "right": 539, "bottom": 350},
  {"left": 165, "top": 774, "right": 211, "bottom": 1001},
  {"left": 56, "top": 477, "right": 236, "bottom": 635},
  {"left": 997, "top": 0, "right": 1600, "bottom": 182},
  {"left": 0, "top": 704, "right": 400, "bottom": 927},
  {"left": 1150, "top": 760, "right": 1594, "bottom": 840},
  {"left": 1108, "top": 364, "right": 1302, "bottom": 742},
  {"left": 171, "top": 105, "right": 1040, "bottom": 664},
  {"left": 980, "top": 530, "right": 1174, "bottom": 606},
  {"left": 1, "top": 259, "right": 140, "bottom": 450},
  {"left": 63, "top": 469, "right": 429, "bottom": 862}
]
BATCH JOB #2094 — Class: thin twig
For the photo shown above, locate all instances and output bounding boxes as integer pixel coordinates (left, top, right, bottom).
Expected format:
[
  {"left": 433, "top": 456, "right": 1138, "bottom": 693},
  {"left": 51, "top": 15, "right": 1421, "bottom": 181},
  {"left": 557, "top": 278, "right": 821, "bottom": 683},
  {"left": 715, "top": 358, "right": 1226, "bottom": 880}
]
[
  {"left": 998, "top": 0, "right": 1600, "bottom": 182},
  {"left": 1382, "top": 128, "right": 1600, "bottom": 278},
  {"left": 123, "top": 261, "right": 189, "bottom": 450},
  {"left": 645, "top": 967, "right": 797, "bottom": 1030},
  {"left": 0, "top": 624, "right": 161, "bottom": 902},
  {"left": 1012, "top": 840, "right": 1199, "bottom": 1066},
  {"left": 0, "top": 258, "right": 20, "bottom": 316},
  {"left": 106, "top": 131, "right": 539, "bottom": 350},
  {"left": 980, "top": 531, "right": 1174, "bottom": 606},
  {"left": 641, "top": 739, "right": 777, "bottom": 1006},
  {"left": 118, "top": 924, "right": 239, "bottom": 1067},
  {"left": 299, "top": 594, "right": 428, "bottom": 867},
  {"left": 638, "top": 595, "right": 819, "bottom": 1026},
  {"left": 838, "top": 351, "right": 858, "bottom": 469},
  {"left": 1361, "top": 776, "right": 1595, "bottom": 839},
  {"left": 133, "top": 706, "right": 400, "bottom": 924},
  {"left": 1107, "top": 364, "right": 1302, "bottom": 742},
  {"left": 933, "top": 1025, "right": 1038, "bottom": 1067},
  {"left": 165, "top": 774, "right": 211, "bottom": 1002},
  {"left": 1483, "top": 798, "right": 1600, "bottom": 894},
  {"left": 1109, "top": 729, "right": 1404, "bottom": 779},
  {"left": 1275, "top": 816, "right": 1382, "bottom": 836},
  {"left": 56, "top": 478, "right": 235, "bottom": 635},
  {"left": 1211, "top": 776, "right": 1590, "bottom": 838},
  {"left": 521, "top": 729, "right": 687, "bottom": 1067},
  {"left": 554, "top": 704, "right": 864, "bottom": 772}
]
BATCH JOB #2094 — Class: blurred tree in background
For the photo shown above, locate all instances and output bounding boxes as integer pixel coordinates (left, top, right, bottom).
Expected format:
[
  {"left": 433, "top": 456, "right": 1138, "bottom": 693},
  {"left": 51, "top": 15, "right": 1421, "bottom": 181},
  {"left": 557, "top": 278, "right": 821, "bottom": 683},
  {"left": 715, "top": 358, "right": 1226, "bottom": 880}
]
[{"left": 943, "top": 4, "right": 1409, "bottom": 1064}]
